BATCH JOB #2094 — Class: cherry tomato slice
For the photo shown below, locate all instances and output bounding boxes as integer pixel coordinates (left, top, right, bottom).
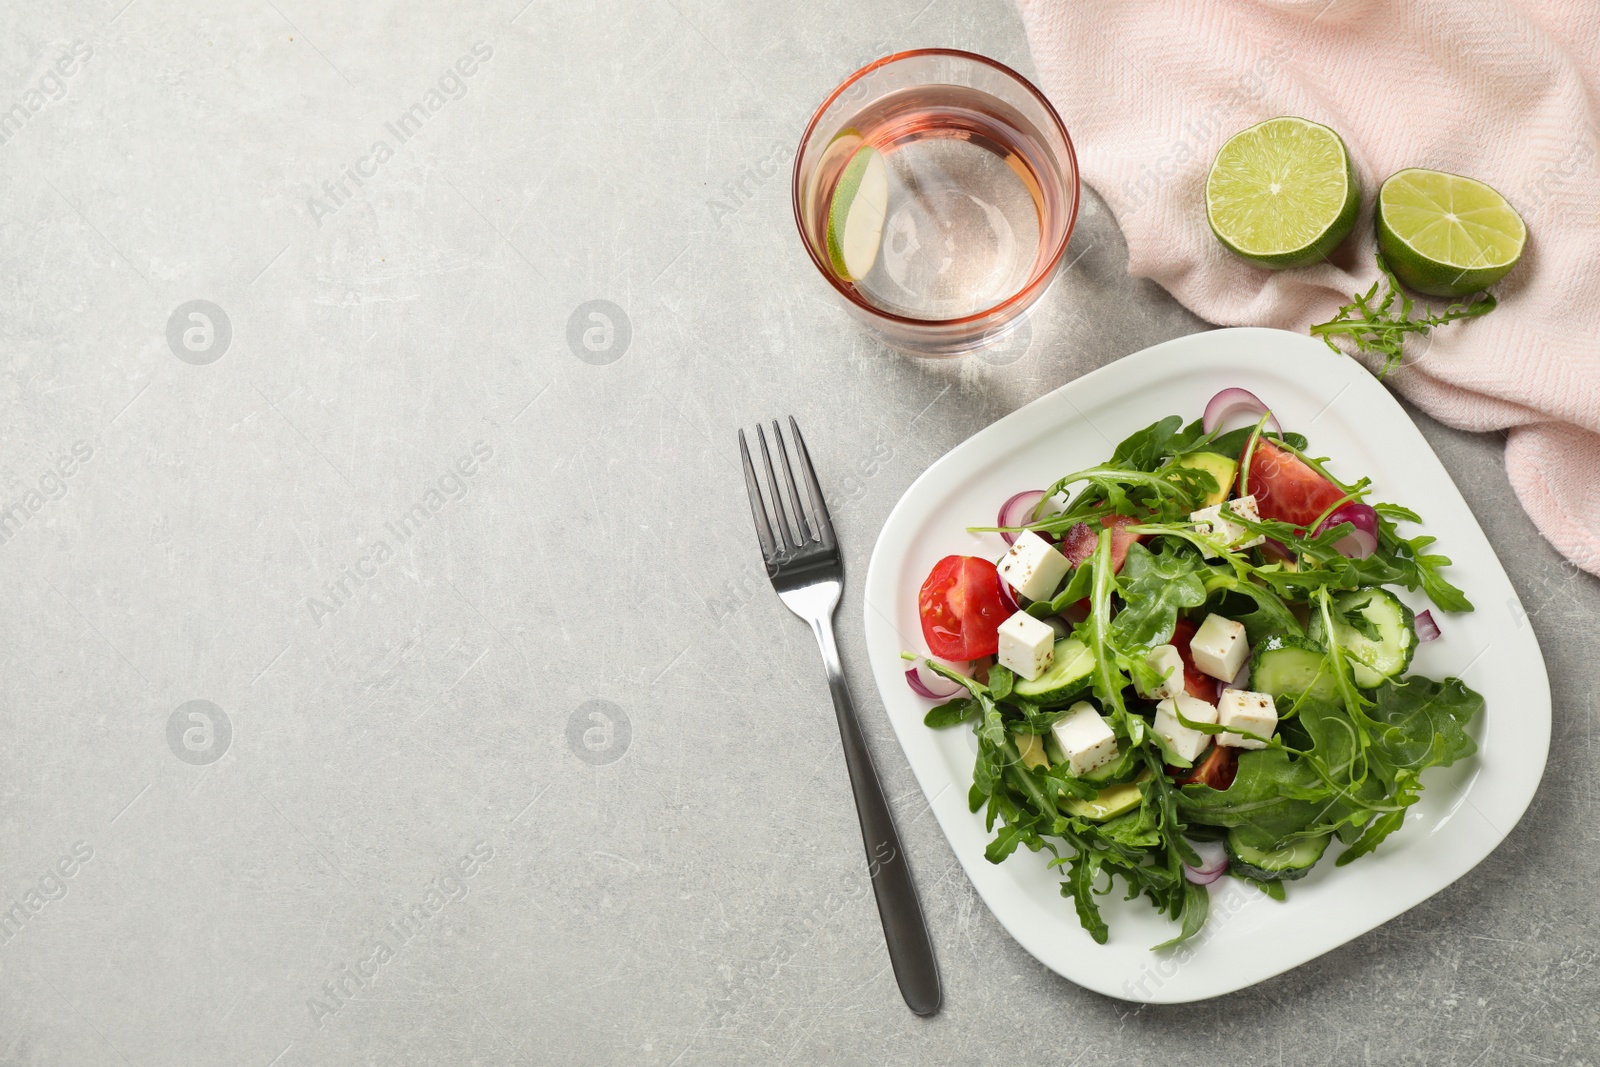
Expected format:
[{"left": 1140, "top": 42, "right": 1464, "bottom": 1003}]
[
  {"left": 1168, "top": 745, "right": 1238, "bottom": 789},
  {"left": 918, "top": 555, "right": 1008, "bottom": 661},
  {"left": 1170, "top": 618, "right": 1219, "bottom": 703},
  {"left": 1240, "top": 439, "right": 1346, "bottom": 529}
]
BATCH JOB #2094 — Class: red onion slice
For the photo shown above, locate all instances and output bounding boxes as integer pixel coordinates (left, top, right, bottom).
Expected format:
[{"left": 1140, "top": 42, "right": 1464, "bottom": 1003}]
[
  {"left": 1203, "top": 387, "right": 1281, "bottom": 436},
  {"left": 1415, "top": 610, "right": 1441, "bottom": 643},
  {"left": 1260, "top": 537, "right": 1296, "bottom": 565},
  {"left": 1229, "top": 656, "right": 1252, "bottom": 691},
  {"left": 997, "top": 579, "right": 1020, "bottom": 616},
  {"left": 905, "top": 659, "right": 963, "bottom": 700},
  {"left": 997, "top": 490, "right": 1048, "bottom": 546},
  {"left": 1182, "top": 837, "right": 1229, "bottom": 885},
  {"left": 1314, "top": 501, "right": 1380, "bottom": 559}
]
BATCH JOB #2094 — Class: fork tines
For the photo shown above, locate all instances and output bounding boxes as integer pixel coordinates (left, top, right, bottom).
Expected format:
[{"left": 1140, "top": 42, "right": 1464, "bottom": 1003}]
[{"left": 738, "top": 417, "right": 836, "bottom": 565}]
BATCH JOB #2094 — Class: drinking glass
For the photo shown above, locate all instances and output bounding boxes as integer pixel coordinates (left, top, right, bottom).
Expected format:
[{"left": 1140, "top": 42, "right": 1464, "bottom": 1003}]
[{"left": 793, "top": 49, "right": 1079, "bottom": 357}]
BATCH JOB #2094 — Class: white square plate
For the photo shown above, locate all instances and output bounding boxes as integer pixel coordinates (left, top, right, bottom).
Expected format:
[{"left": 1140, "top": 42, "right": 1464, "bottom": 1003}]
[{"left": 862, "top": 327, "right": 1550, "bottom": 1003}]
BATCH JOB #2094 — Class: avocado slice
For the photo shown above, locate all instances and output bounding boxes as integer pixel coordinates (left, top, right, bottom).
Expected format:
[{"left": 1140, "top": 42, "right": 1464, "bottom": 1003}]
[
  {"left": 1172, "top": 451, "right": 1239, "bottom": 507},
  {"left": 1064, "top": 769, "right": 1149, "bottom": 821},
  {"left": 1015, "top": 731, "right": 1050, "bottom": 770}
]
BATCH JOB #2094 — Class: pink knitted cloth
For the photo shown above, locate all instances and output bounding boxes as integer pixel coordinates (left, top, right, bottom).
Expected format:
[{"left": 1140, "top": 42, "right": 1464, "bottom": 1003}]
[{"left": 1017, "top": 0, "right": 1600, "bottom": 575}]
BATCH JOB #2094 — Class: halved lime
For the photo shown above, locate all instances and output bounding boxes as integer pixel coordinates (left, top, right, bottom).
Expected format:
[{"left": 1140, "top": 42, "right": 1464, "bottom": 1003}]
[
  {"left": 826, "top": 144, "right": 888, "bottom": 282},
  {"left": 1206, "top": 117, "right": 1360, "bottom": 269},
  {"left": 1376, "top": 168, "right": 1525, "bottom": 297}
]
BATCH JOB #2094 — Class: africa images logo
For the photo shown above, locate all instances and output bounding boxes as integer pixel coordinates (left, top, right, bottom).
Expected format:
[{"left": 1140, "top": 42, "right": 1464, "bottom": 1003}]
[
  {"left": 0, "top": 440, "right": 93, "bottom": 548},
  {"left": 0, "top": 842, "right": 93, "bottom": 949},
  {"left": 305, "top": 842, "right": 494, "bottom": 1029},
  {"left": 303, "top": 441, "right": 495, "bottom": 626},
  {"left": 0, "top": 40, "right": 93, "bottom": 149},
  {"left": 306, "top": 41, "right": 494, "bottom": 227}
]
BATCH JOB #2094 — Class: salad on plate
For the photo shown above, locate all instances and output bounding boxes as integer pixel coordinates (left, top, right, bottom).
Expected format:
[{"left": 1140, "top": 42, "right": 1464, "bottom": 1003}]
[{"left": 905, "top": 388, "right": 1484, "bottom": 948}]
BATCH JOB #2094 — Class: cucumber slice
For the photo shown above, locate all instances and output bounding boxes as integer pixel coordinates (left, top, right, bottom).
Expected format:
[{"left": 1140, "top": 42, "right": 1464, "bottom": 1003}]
[
  {"left": 1081, "top": 746, "right": 1143, "bottom": 786},
  {"left": 1226, "top": 829, "right": 1331, "bottom": 881},
  {"left": 1308, "top": 587, "right": 1416, "bottom": 688},
  {"left": 1249, "top": 633, "right": 1340, "bottom": 702},
  {"left": 1012, "top": 636, "right": 1094, "bottom": 705}
]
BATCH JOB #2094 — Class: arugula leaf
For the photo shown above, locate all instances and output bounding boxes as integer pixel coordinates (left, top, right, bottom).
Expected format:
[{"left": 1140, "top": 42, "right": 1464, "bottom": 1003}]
[
  {"left": 1237, "top": 874, "right": 1288, "bottom": 901},
  {"left": 1337, "top": 596, "right": 1384, "bottom": 642},
  {"left": 1080, "top": 529, "right": 1149, "bottom": 752},
  {"left": 1027, "top": 559, "right": 1096, "bottom": 618},
  {"left": 1179, "top": 697, "right": 1370, "bottom": 850},
  {"left": 1332, "top": 676, "right": 1484, "bottom": 857},
  {"left": 1096, "top": 807, "right": 1162, "bottom": 849},
  {"left": 1109, "top": 414, "right": 1309, "bottom": 475},
  {"left": 1110, "top": 541, "right": 1208, "bottom": 650},
  {"left": 1182, "top": 675, "right": 1483, "bottom": 861},
  {"left": 1401, "top": 534, "right": 1474, "bottom": 613},
  {"left": 1152, "top": 881, "right": 1211, "bottom": 950},
  {"left": 1373, "top": 502, "right": 1422, "bottom": 524},
  {"left": 923, "top": 697, "right": 979, "bottom": 729},
  {"left": 1036, "top": 467, "right": 1201, "bottom": 528},
  {"left": 1197, "top": 426, "right": 1309, "bottom": 459},
  {"left": 1111, "top": 415, "right": 1186, "bottom": 472},
  {"left": 1363, "top": 675, "right": 1482, "bottom": 786},
  {"left": 988, "top": 663, "right": 1015, "bottom": 702},
  {"left": 1199, "top": 569, "right": 1303, "bottom": 644},
  {"left": 1063, "top": 851, "right": 1110, "bottom": 944},
  {"left": 1044, "top": 745, "right": 1143, "bottom": 795},
  {"left": 967, "top": 694, "right": 1011, "bottom": 800},
  {"left": 1337, "top": 769, "right": 1420, "bottom": 865},
  {"left": 1179, "top": 745, "right": 1324, "bottom": 847},
  {"left": 1310, "top": 253, "right": 1497, "bottom": 378},
  {"left": 1373, "top": 507, "right": 1474, "bottom": 612},
  {"left": 1314, "top": 587, "right": 1380, "bottom": 767},
  {"left": 986, "top": 819, "right": 1034, "bottom": 864},
  {"left": 1035, "top": 765, "right": 1104, "bottom": 802}
]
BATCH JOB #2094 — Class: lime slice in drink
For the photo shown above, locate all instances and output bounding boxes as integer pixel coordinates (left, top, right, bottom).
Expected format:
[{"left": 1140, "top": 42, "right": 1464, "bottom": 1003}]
[
  {"left": 1205, "top": 116, "right": 1360, "bottom": 269},
  {"left": 826, "top": 144, "right": 888, "bottom": 282},
  {"left": 1376, "top": 168, "right": 1525, "bottom": 297}
]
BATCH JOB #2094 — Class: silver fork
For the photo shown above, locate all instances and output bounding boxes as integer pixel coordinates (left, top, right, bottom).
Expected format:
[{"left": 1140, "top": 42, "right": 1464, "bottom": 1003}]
[{"left": 738, "top": 417, "right": 941, "bottom": 1017}]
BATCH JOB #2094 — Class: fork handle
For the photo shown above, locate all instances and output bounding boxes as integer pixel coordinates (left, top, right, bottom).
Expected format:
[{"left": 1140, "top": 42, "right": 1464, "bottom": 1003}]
[{"left": 808, "top": 617, "right": 942, "bottom": 1016}]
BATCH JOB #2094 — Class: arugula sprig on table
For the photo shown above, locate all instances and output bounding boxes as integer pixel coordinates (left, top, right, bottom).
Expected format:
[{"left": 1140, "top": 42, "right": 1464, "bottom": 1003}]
[{"left": 1310, "top": 253, "right": 1497, "bottom": 378}]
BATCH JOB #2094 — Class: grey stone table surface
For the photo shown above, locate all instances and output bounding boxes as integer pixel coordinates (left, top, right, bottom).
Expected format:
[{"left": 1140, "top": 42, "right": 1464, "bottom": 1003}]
[{"left": 2, "top": 1, "right": 1596, "bottom": 1064}]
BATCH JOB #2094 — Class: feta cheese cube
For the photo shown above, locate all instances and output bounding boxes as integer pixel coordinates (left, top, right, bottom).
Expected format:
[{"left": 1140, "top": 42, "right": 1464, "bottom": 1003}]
[
  {"left": 997, "top": 611, "right": 1056, "bottom": 681},
  {"left": 1154, "top": 694, "right": 1218, "bottom": 764},
  {"left": 1136, "top": 644, "right": 1185, "bottom": 700},
  {"left": 997, "top": 530, "right": 1070, "bottom": 602},
  {"left": 1190, "top": 494, "right": 1265, "bottom": 557},
  {"left": 1190, "top": 613, "right": 1250, "bottom": 682},
  {"left": 1218, "top": 688, "right": 1278, "bottom": 749},
  {"left": 1050, "top": 701, "right": 1119, "bottom": 777}
]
